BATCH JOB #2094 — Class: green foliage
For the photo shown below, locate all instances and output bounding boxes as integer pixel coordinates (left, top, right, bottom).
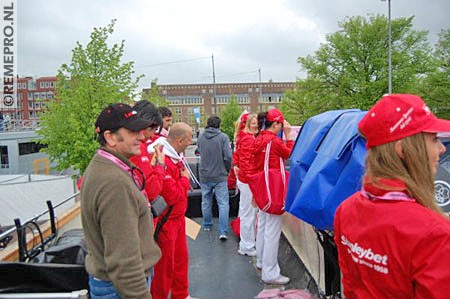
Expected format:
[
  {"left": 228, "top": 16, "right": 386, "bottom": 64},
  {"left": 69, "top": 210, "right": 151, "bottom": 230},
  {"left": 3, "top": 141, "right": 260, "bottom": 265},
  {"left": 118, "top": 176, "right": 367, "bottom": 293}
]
[
  {"left": 284, "top": 14, "right": 435, "bottom": 124},
  {"left": 420, "top": 29, "right": 450, "bottom": 119},
  {"left": 220, "top": 96, "right": 243, "bottom": 141},
  {"left": 141, "top": 78, "right": 170, "bottom": 107},
  {"left": 37, "top": 20, "right": 142, "bottom": 173}
]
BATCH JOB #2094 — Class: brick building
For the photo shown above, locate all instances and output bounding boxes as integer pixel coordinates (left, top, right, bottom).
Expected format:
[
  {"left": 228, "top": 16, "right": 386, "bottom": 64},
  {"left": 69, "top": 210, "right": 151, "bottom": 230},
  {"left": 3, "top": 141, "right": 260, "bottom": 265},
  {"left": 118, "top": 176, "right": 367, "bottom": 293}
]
[
  {"left": 145, "top": 81, "right": 295, "bottom": 128},
  {"left": 1, "top": 76, "right": 56, "bottom": 131},
  {"left": 2, "top": 77, "right": 295, "bottom": 131}
]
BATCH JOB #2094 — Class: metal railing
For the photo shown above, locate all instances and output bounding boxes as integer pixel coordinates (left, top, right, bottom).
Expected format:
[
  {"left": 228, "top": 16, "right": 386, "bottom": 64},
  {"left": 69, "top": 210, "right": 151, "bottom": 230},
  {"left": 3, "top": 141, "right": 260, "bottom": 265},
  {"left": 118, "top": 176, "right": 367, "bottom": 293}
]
[
  {"left": 0, "top": 119, "right": 40, "bottom": 132},
  {"left": 0, "top": 192, "right": 79, "bottom": 258}
]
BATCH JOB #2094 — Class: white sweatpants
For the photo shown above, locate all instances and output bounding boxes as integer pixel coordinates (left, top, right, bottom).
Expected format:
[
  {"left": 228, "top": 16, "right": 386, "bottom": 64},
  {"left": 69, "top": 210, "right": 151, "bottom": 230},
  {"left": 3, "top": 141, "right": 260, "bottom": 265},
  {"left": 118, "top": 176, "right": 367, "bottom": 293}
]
[
  {"left": 256, "top": 210, "right": 283, "bottom": 281},
  {"left": 237, "top": 179, "right": 257, "bottom": 252}
]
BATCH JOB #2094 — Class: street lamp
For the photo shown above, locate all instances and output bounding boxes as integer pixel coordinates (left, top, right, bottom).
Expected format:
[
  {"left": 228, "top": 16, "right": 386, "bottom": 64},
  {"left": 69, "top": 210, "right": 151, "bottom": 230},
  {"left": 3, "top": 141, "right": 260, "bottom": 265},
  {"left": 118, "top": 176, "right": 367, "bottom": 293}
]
[{"left": 381, "top": 0, "right": 392, "bottom": 94}]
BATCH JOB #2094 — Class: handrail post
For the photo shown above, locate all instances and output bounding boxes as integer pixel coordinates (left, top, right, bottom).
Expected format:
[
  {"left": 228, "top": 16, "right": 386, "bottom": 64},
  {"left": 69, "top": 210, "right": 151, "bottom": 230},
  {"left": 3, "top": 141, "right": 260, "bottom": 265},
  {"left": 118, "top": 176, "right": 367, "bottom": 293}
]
[{"left": 13, "top": 218, "right": 25, "bottom": 262}]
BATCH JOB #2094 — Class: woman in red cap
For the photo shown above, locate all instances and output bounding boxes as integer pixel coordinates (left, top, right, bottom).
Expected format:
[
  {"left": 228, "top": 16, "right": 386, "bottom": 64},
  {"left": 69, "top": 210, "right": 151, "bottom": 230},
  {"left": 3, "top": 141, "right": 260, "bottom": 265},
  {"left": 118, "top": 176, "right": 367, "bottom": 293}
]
[
  {"left": 334, "top": 94, "right": 450, "bottom": 298},
  {"left": 234, "top": 113, "right": 259, "bottom": 256},
  {"left": 252, "top": 108, "right": 293, "bottom": 285}
]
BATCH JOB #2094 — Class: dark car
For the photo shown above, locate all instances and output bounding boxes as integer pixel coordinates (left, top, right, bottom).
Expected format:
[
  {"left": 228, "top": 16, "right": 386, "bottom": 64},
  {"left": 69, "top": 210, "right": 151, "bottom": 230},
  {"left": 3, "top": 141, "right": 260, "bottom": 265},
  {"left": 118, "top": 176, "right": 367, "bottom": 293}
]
[{"left": 435, "top": 136, "right": 450, "bottom": 213}]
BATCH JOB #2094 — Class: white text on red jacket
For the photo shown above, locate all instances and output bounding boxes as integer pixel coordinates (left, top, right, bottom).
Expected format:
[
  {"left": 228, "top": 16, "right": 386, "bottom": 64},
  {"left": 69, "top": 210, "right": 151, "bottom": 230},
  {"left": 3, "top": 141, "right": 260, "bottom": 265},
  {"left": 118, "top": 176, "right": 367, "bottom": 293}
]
[{"left": 341, "top": 235, "right": 389, "bottom": 274}]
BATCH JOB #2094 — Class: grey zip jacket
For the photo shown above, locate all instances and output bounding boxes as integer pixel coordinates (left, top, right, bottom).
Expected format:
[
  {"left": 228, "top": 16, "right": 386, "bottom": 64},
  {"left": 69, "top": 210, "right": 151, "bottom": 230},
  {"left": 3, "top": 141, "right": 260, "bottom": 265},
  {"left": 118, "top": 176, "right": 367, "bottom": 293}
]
[{"left": 197, "top": 127, "right": 232, "bottom": 183}]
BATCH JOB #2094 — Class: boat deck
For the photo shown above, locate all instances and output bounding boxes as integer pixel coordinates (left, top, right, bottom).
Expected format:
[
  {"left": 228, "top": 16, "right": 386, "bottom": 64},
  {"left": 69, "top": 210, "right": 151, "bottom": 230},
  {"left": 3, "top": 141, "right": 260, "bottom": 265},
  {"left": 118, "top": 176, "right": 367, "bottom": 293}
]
[{"left": 187, "top": 218, "right": 319, "bottom": 299}]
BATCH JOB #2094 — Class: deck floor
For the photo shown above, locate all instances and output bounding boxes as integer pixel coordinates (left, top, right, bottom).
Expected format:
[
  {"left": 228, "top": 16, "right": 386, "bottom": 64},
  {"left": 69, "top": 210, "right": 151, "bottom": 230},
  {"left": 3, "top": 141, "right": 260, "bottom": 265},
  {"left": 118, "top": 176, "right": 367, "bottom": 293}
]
[{"left": 187, "top": 218, "right": 319, "bottom": 299}]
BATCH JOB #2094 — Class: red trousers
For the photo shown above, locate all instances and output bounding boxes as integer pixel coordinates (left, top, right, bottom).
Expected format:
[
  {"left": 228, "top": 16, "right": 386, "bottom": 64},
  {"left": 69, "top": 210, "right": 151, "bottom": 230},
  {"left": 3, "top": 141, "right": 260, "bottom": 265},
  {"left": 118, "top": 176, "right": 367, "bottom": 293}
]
[{"left": 151, "top": 216, "right": 189, "bottom": 299}]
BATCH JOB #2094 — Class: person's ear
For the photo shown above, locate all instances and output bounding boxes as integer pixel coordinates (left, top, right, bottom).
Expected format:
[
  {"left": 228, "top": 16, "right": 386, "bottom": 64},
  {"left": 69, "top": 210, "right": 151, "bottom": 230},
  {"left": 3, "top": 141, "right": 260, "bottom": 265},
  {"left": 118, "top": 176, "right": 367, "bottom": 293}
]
[
  {"left": 394, "top": 140, "right": 404, "bottom": 159},
  {"left": 104, "top": 130, "right": 116, "bottom": 146}
]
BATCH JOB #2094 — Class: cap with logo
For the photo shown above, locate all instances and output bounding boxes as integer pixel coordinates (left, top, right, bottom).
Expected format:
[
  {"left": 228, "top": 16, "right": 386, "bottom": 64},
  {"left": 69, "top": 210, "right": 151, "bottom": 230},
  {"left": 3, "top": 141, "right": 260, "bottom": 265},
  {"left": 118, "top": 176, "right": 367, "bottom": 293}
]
[
  {"left": 266, "top": 109, "right": 284, "bottom": 123},
  {"left": 95, "top": 103, "right": 152, "bottom": 133},
  {"left": 358, "top": 94, "right": 450, "bottom": 148}
]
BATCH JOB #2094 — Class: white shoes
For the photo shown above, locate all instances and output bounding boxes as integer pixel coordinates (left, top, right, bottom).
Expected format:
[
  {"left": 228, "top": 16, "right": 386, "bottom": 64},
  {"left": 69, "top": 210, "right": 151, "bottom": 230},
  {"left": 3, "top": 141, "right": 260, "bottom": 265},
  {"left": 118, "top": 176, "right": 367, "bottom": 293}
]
[
  {"left": 186, "top": 295, "right": 200, "bottom": 299},
  {"left": 263, "top": 275, "right": 290, "bottom": 285},
  {"left": 238, "top": 248, "right": 257, "bottom": 257},
  {"left": 219, "top": 234, "right": 228, "bottom": 241}
]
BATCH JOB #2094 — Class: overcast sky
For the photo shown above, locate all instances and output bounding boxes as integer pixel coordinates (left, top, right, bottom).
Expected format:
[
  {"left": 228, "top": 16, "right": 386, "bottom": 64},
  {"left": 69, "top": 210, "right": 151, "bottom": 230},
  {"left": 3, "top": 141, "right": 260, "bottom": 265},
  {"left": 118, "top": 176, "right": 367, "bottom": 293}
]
[{"left": 17, "top": 0, "right": 450, "bottom": 90}]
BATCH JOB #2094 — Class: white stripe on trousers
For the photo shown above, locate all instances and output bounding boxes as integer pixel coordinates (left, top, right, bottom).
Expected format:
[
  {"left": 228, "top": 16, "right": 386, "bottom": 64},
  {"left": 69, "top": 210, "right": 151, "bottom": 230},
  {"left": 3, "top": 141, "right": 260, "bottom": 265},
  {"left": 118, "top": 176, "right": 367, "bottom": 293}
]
[
  {"left": 237, "top": 179, "right": 257, "bottom": 252},
  {"left": 256, "top": 210, "right": 283, "bottom": 281}
]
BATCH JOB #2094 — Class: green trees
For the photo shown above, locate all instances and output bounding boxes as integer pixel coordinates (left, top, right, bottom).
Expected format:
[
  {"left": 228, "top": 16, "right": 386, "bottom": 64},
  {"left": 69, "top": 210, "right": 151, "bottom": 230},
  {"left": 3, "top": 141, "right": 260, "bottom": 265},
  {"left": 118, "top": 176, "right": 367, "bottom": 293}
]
[
  {"left": 420, "top": 29, "right": 450, "bottom": 119},
  {"left": 282, "top": 15, "right": 436, "bottom": 124},
  {"left": 37, "top": 20, "right": 142, "bottom": 173},
  {"left": 220, "top": 97, "right": 243, "bottom": 141}
]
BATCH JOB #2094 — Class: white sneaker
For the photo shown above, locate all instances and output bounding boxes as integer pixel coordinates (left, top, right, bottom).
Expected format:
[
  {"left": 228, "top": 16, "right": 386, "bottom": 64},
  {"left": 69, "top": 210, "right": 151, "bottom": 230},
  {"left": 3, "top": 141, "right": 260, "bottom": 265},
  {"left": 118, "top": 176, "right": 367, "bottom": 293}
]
[
  {"left": 263, "top": 275, "right": 290, "bottom": 285},
  {"left": 219, "top": 234, "right": 228, "bottom": 241},
  {"left": 238, "top": 249, "right": 257, "bottom": 257},
  {"left": 186, "top": 295, "right": 200, "bottom": 299}
]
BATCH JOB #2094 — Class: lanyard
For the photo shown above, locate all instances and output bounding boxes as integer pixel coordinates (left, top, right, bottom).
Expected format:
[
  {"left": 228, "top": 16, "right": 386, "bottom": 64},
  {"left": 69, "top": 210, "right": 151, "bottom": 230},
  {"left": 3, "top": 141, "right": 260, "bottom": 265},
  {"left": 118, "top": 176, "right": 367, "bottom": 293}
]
[
  {"left": 361, "top": 187, "right": 415, "bottom": 202},
  {"left": 97, "top": 149, "right": 147, "bottom": 197}
]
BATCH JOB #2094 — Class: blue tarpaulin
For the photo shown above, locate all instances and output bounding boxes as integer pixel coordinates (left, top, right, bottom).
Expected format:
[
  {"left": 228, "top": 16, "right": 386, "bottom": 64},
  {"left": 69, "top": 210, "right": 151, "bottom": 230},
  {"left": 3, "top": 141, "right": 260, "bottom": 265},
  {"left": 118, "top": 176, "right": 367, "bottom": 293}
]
[{"left": 286, "top": 109, "right": 367, "bottom": 230}]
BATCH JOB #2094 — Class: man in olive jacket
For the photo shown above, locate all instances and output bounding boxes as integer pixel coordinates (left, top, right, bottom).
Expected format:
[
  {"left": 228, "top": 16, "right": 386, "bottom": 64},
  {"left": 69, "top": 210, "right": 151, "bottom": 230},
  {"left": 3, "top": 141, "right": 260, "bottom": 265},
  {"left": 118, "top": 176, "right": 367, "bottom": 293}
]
[{"left": 81, "top": 103, "right": 161, "bottom": 299}]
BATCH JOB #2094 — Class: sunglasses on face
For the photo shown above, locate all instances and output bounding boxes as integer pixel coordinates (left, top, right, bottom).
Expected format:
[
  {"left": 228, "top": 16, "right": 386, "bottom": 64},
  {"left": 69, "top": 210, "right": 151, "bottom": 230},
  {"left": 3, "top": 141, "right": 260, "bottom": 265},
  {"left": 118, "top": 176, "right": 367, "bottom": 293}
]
[{"left": 130, "top": 166, "right": 146, "bottom": 191}]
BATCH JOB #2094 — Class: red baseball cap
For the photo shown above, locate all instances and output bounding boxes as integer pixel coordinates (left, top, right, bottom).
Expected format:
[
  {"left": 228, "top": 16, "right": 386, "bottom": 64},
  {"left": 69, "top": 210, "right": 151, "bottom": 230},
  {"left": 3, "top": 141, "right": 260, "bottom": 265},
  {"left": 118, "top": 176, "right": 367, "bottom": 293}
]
[
  {"left": 267, "top": 109, "right": 284, "bottom": 123},
  {"left": 358, "top": 94, "right": 450, "bottom": 148},
  {"left": 240, "top": 113, "right": 249, "bottom": 123}
]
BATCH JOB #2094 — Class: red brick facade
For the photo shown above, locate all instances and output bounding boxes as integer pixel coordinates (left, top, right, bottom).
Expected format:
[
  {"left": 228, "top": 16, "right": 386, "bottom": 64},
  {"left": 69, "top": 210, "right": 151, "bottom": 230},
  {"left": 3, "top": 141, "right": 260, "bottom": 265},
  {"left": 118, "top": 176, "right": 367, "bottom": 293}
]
[{"left": 146, "top": 82, "right": 295, "bottom": 127}]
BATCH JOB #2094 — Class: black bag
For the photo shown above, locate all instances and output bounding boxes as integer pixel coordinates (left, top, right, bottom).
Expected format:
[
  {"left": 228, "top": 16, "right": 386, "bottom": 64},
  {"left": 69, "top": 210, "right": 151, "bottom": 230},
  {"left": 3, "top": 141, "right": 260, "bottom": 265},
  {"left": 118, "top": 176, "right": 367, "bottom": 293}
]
[{"left": 151, "top": 195, "right": 168, "bottom": 217}]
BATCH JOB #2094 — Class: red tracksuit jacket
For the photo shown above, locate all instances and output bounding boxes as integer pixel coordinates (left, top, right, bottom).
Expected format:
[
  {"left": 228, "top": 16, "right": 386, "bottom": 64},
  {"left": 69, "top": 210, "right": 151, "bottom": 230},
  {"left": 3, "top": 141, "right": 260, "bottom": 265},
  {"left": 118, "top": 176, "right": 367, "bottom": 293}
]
[{"left": 334, "top": 178, "right": 450, "bottom": 298}]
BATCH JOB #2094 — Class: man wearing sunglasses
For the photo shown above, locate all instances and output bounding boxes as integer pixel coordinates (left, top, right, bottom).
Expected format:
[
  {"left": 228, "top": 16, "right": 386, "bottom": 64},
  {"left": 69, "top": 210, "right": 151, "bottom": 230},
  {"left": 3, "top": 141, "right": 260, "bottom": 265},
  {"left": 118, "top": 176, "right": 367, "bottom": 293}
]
[{"left": 81, "top": 103, "right": 161, "bottom": 299}]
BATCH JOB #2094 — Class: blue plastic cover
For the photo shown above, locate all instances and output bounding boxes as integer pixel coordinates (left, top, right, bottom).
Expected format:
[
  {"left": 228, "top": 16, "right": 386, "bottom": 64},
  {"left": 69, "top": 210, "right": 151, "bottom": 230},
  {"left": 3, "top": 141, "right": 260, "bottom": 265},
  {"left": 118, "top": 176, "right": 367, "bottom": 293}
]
[
  {"left": 286, "top": 110, "right": 367, "bottom": 230},
  {"left": 285, "top": 109, "right": 360, "bottom": 211}
]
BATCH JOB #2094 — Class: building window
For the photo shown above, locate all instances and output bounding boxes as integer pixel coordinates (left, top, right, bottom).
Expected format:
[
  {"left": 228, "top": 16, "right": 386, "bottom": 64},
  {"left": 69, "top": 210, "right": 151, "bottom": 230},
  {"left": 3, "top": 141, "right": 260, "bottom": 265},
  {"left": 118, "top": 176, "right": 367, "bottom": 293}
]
[
  {"left": 237, "top": 95, "right": 249, "bottom": 104},
  {"left": 50, "top": 81, "right": 55, "bottom": 88},
  {"left": 0, "top": 145, "right": 9, "bottom": 168},
  {"left": 175, "top": 107, "right": 182, "bottom": 114},
  {"left": 28, "top": 80, "right": 36, "bottom": 90},
  {"left": 216, "top": 97, "right": 230, "bottom": 105},
  {"left": 18, "top": 142, "right": 47, "bottom": 156},
  {"left": 259, "top": 94, "right": 282, "bottom": 103}
]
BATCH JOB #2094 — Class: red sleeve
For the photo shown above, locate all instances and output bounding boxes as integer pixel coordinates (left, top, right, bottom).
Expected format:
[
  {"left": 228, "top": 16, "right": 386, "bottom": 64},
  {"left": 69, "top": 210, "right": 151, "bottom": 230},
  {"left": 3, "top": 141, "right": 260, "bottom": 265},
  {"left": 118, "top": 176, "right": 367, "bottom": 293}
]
[
  {"left": 411, "top": 225, "right": 450, "bottom": 298},
  {"left": 145, "top": 165, "right": 165, "bottom": 200},
  {"left": 159, "top": 159, "right": 191, "bottom": 206},
  {"left": 130, "top": 151, "right": 164, "bottom": 202},
  {"left": 265, "top": 138, "right": 293, "bottom": 170},
  {"left": 233, "top": 151, "right": 239, "bottom": 167}
]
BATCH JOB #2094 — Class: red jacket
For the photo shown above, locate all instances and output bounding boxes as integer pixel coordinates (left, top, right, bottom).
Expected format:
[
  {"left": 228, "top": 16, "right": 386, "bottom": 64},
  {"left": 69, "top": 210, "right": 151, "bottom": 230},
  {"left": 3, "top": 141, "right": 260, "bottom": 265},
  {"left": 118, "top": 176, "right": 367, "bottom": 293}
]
[
  {"left": 159, "top": 156, "right": 191, "bottom": 220},
  {"left": 251, "top": 130, "right": 293, "bottom": 173},
  {"left": 234, "top": 131, "right": 256, "bottom": 183},
  {"left": 334, "top": 178, "right": 450, "bottom": 299},
  {"left": 233, "top": 130, "right": 247, "bottom": 166},
  {"left": 130, "top": 140, "right": 165, "bottom": 201}
]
